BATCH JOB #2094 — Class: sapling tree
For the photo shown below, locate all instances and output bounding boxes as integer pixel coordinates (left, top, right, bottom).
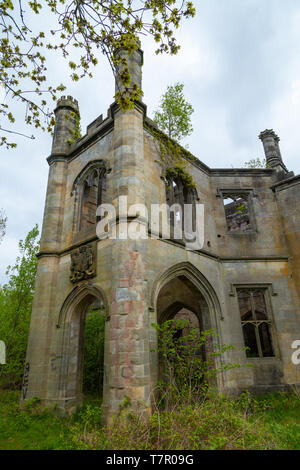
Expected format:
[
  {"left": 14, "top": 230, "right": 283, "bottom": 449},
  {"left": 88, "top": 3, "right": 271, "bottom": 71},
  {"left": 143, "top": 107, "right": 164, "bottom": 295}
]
[
  {"left": 153, "top": 82, "right": 194, "bottom": 143},
  {"left": 153, "top": 319, "right": 239, "bottom": 408}
]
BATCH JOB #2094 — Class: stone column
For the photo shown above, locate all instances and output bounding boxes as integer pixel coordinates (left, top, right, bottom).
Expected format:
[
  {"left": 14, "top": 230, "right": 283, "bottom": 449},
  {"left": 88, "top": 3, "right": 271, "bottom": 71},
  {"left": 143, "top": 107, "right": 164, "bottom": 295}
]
[
  {"left": 21, "top": 97, "right": 79, "bottom": 404},
  {"left": 259, "top": 129, "right": 288, "bottom": 174},
  {"left": 114, "top": 42, "right": 144, "bottom": 96},
  {"left": 40, "top": 96, "right": 79, "bottom": 252},
  {"left": 102, "top": 46, "right": 151, "bottom": 422},
  {"left": 51, "top": 96, "right": 80, "bottom": 156}
]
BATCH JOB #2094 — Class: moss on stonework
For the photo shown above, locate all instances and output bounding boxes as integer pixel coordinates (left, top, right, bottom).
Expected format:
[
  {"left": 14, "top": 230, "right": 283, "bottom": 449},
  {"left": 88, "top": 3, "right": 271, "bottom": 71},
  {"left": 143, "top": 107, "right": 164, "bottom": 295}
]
[
  {"left": 144, "top": 121, "right": 196, "bottom": 188},
  {"left": 165, "top": 164, "right": 195, "bottom": 188}
]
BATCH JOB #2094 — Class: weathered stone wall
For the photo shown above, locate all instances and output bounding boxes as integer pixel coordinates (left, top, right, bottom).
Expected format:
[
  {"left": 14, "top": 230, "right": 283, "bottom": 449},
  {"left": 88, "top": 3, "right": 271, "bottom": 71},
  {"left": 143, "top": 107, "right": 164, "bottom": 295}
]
[
  {"left": 273, "top": 177, "right": 300, "bottom": 300},
  {"left": 23, "top": 51, "right": 300, "bottom": 419},
  {"left": 143, "top": 127, "right": 300, "bottom": 394}
]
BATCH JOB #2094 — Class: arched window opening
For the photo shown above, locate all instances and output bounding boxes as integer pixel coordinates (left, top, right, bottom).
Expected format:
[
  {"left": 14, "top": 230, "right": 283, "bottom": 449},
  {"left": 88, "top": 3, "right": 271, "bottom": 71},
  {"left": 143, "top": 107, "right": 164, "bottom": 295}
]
[
  {"left": 73, "top": 163, "right": 107, "bottom": 234},
  {"left": 165, "top": 176, "right": 198, "bottom": 239},
  {"left": 81, "top": 171, "right": 98, "bottom": 228},
  {"left": 172, "top": 308, "right": 202, "bottom": 361},
  {"left": 172, "top": 307, "right": 201, "bottom": 341},
  {"left": 80, "top": 168, "right": 106, "bottom": 231}
]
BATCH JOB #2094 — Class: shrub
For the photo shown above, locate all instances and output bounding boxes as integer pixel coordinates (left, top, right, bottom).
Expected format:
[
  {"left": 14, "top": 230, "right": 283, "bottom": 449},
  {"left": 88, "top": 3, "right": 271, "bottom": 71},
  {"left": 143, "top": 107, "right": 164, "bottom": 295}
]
[
  {"left": 152, "top": 319, "right": 239, "bottom": 409},
  {"left": 70, "top": 391, "right": 279, "bottom": 450},
  {"left": 71, "top": 320, "right": 273, "bottom": 450},
  {"left": 0, "top": 226, "right": 39, "bottom": 390}
]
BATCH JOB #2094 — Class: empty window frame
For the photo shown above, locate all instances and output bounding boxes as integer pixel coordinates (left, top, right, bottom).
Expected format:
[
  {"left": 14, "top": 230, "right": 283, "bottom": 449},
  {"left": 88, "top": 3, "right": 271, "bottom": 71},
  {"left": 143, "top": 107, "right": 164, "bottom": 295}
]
[
  {"left": 222, "top": 192, "right": 252, "bottom": 232},
  {"left": 237, "top": 288, "right": 274, "bottom": 358},
  {"left": 165, "top": 177, "right": 198, "bottom": 239},
  {"left": 73, "top": 163, "right": 107, "bottom": 233}
]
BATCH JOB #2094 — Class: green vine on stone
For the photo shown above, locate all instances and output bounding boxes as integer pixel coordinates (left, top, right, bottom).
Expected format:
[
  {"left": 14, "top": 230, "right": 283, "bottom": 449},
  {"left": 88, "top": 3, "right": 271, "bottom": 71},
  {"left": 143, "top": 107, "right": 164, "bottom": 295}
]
[
  {"left": 67, "top": 111, "right": 82, "bottom": 145},
  {"left": 113, "top": 36, "right": 144, "bottom": 111},
  {"left": 115, "top": 83, "right": 143, "bottom": 112},
  {"left": 144, "top": 121, "right": 196, "bottom": 188}
]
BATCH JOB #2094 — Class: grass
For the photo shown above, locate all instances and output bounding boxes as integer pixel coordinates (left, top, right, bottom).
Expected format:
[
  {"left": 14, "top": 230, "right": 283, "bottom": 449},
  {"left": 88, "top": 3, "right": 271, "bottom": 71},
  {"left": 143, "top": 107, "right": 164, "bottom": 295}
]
[
  {"left": 0, "top": 390, "right": 73, "bottom": 450},
  {"left": 0, "top": 389, "right": 299, "bottom": 450},
  {"left": 254, "top": 392, "right": 300, "bottom": 450}
]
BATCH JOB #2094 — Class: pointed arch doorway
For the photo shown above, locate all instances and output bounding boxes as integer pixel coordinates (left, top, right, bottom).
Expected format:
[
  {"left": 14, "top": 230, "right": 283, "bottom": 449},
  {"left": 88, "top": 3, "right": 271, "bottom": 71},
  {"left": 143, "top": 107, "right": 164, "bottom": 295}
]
[
  {"left": 56, "top": 283, "right": 109, "bottom": 413},
  {"left": 150, "top": 262, "right": 223, "bottom": 392}
]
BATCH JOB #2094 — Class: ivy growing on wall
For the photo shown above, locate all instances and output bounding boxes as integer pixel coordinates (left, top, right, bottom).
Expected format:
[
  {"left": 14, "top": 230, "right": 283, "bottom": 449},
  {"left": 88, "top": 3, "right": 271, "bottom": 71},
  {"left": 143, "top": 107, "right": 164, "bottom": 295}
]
[
  {"left": 144, "top": 121, "right": 197, "bottom": 188},
  {"left": 67, "top": 111, "right": 82, "bottom": 145}
]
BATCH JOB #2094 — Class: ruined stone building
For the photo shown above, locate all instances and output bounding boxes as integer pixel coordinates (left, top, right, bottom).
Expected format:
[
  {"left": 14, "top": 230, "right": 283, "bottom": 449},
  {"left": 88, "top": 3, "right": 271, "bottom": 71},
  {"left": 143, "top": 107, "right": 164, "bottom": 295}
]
[{"left": 23, "top": 47, "right": 300, "bottom": 421}]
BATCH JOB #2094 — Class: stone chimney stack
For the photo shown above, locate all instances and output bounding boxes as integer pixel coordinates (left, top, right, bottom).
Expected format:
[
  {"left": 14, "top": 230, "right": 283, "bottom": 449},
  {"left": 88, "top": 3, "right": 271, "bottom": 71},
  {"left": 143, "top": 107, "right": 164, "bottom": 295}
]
[
  {"left": 114, "top": 41, "right": 144, "bottom": 97},
  {"left": 259, "top": 129, "right": 288, "bottom": 173},
  {"left": 51, "top": 95, "right": 80, "bottom": 156}
]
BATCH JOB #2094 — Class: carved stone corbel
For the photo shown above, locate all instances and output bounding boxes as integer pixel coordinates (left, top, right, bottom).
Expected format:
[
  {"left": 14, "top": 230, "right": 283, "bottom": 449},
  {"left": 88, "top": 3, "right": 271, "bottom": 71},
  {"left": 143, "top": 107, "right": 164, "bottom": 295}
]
[{"left": 70, "top": 242, "right": 96, "bottom": 283}]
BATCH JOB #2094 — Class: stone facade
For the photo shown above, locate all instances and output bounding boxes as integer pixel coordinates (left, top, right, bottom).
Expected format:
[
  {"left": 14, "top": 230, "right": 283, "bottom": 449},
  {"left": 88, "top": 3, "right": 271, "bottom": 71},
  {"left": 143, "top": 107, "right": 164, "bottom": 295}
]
[{"left": 22, "top": 47, "right": 300, "bottom": 421}]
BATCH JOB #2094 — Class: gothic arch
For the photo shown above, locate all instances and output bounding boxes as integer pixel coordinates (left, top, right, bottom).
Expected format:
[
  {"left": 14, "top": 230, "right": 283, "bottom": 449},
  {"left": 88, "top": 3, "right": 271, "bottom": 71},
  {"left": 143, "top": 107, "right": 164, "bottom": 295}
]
[
  {"left": 164, "top": 176, "right": 199, "bottom": 236},
  {"left": 56, "top": 282, "right": 109, "bottom": 410},
  {"left": 71, "top": 160, "right": 109, "bottom": 233},
  {"left": 57, "top": 282, "right": 109, "bottom": 327},
  {"left": 150, "top": 261, "right": 223, "bottom": 325},
  {"left": 71, "top": 159, "right": 108, "bottom": 191},
  {"left": 158, "top": 300, "right": 200, "bottom": 325},
  {"left": 149, "top": 262, "right": 225, "bottom": 392}
]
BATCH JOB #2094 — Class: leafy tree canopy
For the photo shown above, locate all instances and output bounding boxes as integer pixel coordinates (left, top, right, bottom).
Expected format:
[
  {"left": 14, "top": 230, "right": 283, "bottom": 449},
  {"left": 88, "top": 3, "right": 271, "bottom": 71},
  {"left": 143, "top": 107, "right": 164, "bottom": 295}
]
[
  {"left": 0, "top": 224, "right": 39, "bottom": 388},
  {"left": 153, "top": 82, "right": 194, "bottom": 143},
  {"left": 0, "top": 0, "right": 195, "bottom": 149}
]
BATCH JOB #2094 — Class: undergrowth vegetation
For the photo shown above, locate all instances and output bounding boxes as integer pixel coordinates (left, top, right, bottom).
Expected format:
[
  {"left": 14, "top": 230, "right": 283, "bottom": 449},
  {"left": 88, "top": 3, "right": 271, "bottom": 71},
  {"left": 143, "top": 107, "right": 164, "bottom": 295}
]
[
  {"left": 0, "top": 226, "right": 39, "bottom": 390},
  {"left": 70, "top": 390, "right": 300, "bottom": 450},
  {"left": 0, "top": 318, "right": 300, "bottom": 450},
  {"left": 0, "top": 389, "right": 300, "bottom": 450}
]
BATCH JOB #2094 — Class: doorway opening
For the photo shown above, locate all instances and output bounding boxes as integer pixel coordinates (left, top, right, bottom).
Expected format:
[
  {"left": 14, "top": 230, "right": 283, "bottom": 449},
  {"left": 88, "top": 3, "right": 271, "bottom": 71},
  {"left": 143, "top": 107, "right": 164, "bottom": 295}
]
[
  {"left": 156, "top": 275, "right": 211, "bottom": 391},
  {"left": 82, "top": 299, "right": 106, "bottom": 405},
  {"left": 58, "top": 285, "right": 107, "bottom": 412}
]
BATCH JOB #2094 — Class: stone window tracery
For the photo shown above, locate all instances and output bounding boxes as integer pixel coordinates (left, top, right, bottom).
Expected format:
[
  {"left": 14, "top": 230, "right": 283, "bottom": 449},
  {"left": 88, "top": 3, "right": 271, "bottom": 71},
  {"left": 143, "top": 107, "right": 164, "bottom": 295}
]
[
  {"left": 73, "top": 161, "right": 107, "bottom": 233},
  {"left": 165, "top": 176, "right": 198, "bottom": 237},
  {"left": 237, "top": 288, "right": 274, "bottom": 358}
]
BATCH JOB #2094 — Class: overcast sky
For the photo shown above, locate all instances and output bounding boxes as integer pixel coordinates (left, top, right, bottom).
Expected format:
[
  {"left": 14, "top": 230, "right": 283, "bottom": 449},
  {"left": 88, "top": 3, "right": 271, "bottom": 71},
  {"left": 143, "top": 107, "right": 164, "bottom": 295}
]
[{"left": 1, "top": 0, "right": 300, "bottom": 283}]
